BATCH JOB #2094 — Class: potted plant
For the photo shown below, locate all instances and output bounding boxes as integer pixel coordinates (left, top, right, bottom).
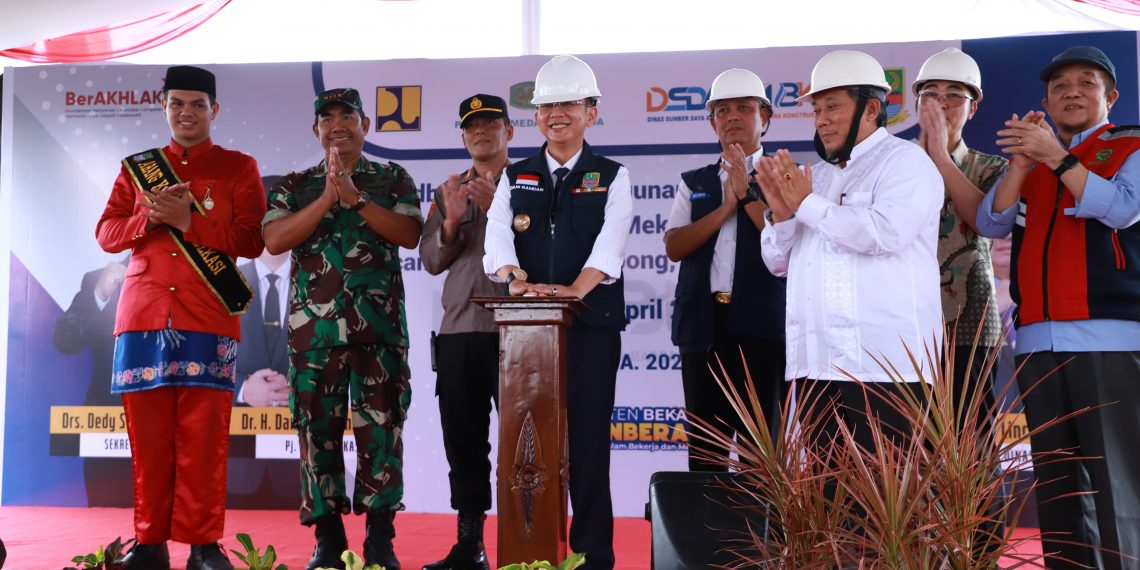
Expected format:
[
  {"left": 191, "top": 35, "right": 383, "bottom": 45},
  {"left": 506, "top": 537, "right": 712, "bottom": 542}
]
[{"left": 686, "top": 329, "right": 1096, "bottom": 568}]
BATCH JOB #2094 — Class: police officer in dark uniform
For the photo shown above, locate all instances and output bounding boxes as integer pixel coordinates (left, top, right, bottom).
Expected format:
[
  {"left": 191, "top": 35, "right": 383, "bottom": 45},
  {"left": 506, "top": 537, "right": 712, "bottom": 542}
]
[
  {"left": 420, "top": 94, "right": 514, "bottom": 570},
  {"left": 664, "top": 69, "right": 786, "bottom": 470},
  {"left": 483, "top": 55, "right": 633, "bottom": 570}
]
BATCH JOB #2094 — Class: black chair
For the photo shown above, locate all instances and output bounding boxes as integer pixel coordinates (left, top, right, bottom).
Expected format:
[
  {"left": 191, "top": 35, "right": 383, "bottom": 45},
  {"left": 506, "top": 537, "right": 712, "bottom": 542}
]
[{"left": 646, "top": 471, "right": 771, "bottom": 569}]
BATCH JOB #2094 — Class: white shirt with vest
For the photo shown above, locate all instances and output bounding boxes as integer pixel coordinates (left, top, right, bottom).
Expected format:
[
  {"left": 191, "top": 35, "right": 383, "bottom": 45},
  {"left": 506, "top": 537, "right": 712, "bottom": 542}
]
[
  {"left": 760, "top": 127, "right": 943, "bottom": 383},
  {"left": 665, "top": 147, "right": 764, "bottom": 293},
  {"left": 483, "top": 148, "right": 633, "bottom": 282}
]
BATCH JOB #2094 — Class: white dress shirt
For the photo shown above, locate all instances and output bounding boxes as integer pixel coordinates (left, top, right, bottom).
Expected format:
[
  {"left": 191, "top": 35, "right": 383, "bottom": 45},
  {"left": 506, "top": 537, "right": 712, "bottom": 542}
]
[
  {"left": 483, "top": 147, "right": 634, "bottom": 283},
  {"left": 254, "top": 257, "right": 291, "bottom": 324},
  {"left": 761, "top": 128, "right": 943, "bottom": 382},
  {"left": 665, "top": 147, "right": 764, "bottom": 292}
]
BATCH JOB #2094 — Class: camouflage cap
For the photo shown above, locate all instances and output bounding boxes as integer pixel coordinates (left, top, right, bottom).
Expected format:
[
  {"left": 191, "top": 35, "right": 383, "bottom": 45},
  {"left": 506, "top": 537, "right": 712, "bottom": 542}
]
[{"left": 315, "top": 87, "right": 363, "bottom": 115}]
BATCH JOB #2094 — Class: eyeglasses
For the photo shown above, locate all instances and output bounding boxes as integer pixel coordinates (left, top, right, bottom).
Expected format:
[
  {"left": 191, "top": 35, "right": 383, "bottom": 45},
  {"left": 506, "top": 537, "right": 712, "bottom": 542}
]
[
  {"left": 917, "top": 90, "right": 975, "bottom": 107},
  {"left": 536, "top": 100, "right": 587, "bottom": 112}
]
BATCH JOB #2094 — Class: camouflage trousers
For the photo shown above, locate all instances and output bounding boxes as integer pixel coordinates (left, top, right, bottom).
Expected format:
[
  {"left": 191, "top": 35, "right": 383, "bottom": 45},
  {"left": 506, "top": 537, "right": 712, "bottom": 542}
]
[{"left": 289, "top": 344, "right": 411, "bottom": 524}]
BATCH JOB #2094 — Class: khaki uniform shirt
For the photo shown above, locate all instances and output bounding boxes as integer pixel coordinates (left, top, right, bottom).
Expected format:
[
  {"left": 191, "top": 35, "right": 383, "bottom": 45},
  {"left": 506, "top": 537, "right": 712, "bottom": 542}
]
[
  {"left": 939, "top": 140, "right": 1007, "bottom": 347},
  {"left": 420, "top": 168, "right": 501, "bottom": 334}
]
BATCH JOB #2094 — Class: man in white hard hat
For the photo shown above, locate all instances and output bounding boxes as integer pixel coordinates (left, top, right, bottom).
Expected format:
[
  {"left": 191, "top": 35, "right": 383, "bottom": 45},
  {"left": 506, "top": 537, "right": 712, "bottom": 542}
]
[
  {"left": 483, "top": 54, "right": 633, "bottom": 570},
  {"left": 914, "top": 47, "right": 1007, "bottom": 421},
  {"left": 978, "top": 45, "right": 1140, "bottom": 569},
  {"left": 663, "top": 68, "right": 786, "bottom": 470},
  {"left": 754, "top": 50, "right": 943, "bottom": 452},
  {"left": 913, "top": 46, "right": 1009, "bottom": 560}
]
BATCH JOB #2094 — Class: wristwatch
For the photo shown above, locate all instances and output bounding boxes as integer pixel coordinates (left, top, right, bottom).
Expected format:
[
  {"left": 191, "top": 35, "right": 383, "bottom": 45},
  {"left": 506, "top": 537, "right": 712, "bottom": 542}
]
[
  {"left": 738, "top": 180, "right": 764, "bottom": 208},
  {"left": 350, "top": 191, "right": 371, "bottom": 211},
  {"left": 503, "top": 267, "right": 528, "bottom": 294},
  {"left": 1052, "top": 153, "right": 1080, "bottom": 178}
]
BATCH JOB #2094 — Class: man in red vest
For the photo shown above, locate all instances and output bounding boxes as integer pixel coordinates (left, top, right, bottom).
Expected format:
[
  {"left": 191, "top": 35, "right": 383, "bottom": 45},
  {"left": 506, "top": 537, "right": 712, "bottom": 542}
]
[{"left": 978, "top": 45, "right": 1140, "bottom": 569}]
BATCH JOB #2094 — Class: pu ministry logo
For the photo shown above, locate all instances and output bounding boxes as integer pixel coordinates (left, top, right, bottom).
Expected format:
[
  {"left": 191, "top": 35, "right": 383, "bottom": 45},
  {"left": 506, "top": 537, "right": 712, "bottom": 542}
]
[{"left": 375, "top": 86, "right": 422, "bottom": 132}]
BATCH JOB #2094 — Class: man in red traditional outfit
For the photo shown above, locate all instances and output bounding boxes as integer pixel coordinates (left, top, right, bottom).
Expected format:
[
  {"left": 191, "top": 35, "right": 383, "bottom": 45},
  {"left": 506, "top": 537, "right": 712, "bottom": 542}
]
[{"left": 96, "top": 65, "right": 266, "bottom": 570}]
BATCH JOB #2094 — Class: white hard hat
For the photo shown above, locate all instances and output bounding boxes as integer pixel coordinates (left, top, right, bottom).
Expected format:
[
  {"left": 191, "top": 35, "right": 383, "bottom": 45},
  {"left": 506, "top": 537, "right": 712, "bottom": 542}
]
[
  {"left": 531, "top": 55, "right": 602, "bottom": 105},
  {"left": 913, "top": 47, "right": 983, "bottom": 101},
  {"left": 798, "top": 50, "right": 891, "bottom": 101},
  {"left": 707, "top": 68, "right": 771, "bottom": 109}
]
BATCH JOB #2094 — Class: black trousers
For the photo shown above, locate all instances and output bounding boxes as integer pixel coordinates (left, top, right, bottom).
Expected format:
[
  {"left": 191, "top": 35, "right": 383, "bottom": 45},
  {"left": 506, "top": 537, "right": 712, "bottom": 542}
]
[
  {"left": 680, "top": 312, "right": 785, "bottom": 471},
  {"left": 1017, "top": 350, "right": 1140, "bottom": 570},
  {"left": 567, "top": 327, "right": 621, "bottom": 570},
  {"left": 795, "top": 379, "right": 926, "bottom": 454},
  {"left": 951, "top": 344, "right": 999, "bottom": 430},
  {"left": 435, "top": 332, "right": 500, "bottom": 514}
]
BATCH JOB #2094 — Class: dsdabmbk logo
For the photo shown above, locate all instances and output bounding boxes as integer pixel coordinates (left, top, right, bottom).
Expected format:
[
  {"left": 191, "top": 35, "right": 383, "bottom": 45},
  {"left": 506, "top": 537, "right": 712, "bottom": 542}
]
[
  {"left": 375, "top": 85, "right": 422, "bottom": 132},
  {"left": 767, "top": 82, "right": 808, "bottom": 108},
  {"left": 645, "top": 86, "right": 708, "bottom": 112}
]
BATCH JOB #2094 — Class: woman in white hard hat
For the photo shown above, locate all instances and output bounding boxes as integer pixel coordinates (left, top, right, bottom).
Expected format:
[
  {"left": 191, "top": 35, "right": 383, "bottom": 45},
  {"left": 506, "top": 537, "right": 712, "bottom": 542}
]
[
  {"left": 913, "top": 47, "right": 1007, "bottom": 431},
  {"left": 483, "top": 54, "right": 633, "bottom": 570},
  {"left": 914, "top": 46, "right": 1009, "bottom": 561},
  {"left": 753, "top": 50, "right": 944, "bottom": 454}
]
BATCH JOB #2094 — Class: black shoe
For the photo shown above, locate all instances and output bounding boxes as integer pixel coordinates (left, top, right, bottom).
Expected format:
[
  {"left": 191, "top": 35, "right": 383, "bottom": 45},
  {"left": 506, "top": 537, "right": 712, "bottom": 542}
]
[
  {"left": 421, "top": 541, "right": 490, "bottom": 570},
  {"left": 306, "top": 514, "right": 349, "bottom": 570},
  {"left": 188, "top": 543, "right": 234, "bottom": 570},
  {"left": 120, "top": 542, "right": 171, "bottom": 570},
  {"left": 364, "top": 510, "right": 401, "bottom": 570}
]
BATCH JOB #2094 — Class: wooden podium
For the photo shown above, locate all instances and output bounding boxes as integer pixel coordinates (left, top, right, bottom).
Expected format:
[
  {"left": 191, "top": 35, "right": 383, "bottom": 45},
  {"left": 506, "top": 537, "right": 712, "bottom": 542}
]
[{"left": 472, "top": 296, "right": 585, "bottom": 565}]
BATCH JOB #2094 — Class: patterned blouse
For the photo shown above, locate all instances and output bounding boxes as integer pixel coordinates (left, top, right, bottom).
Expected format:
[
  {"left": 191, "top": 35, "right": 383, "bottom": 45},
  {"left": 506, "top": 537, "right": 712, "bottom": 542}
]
[{"left": 938, "top": 140, "right": 1008, "bottom": 348}]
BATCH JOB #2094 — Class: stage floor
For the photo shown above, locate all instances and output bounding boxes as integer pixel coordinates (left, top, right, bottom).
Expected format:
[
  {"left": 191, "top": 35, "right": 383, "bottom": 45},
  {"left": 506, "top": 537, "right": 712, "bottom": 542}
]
[{"left": 0, "top": 507, "right": 1042, "bottom": 569}]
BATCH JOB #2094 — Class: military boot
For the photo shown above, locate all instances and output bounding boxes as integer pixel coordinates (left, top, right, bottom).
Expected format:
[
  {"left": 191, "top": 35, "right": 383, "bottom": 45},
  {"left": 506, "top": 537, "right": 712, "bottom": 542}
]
[
  {"left": 422, "top": 511, "right": 489, "bottom": 570},
  {"left": 306, "top": 514, "right": 349, "bottom": 570},
  {"left": 364, "top": 509, "right": 401, "bottom": 570}
]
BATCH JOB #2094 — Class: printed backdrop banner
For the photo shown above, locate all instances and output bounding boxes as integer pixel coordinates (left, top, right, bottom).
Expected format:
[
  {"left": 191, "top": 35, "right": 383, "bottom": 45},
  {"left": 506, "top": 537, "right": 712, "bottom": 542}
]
[{"left": 1, "top": 31, "right": 1137, "bottom": 515}]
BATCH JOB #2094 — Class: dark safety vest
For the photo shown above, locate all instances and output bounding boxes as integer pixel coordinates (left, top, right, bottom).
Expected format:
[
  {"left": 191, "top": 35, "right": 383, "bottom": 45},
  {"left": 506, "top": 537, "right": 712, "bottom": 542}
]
[
  {"left": 506, "top": 142, "right": 626, "bottom": 330},
  {"left": 670, "top": 163, "right": 786, "bottom": 354}
]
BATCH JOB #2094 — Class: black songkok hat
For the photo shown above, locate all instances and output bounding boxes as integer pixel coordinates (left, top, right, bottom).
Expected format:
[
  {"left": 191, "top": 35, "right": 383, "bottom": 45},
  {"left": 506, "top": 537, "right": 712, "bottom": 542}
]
[{"left": 163, "top": 65, "right": 217, "bottom": 100}]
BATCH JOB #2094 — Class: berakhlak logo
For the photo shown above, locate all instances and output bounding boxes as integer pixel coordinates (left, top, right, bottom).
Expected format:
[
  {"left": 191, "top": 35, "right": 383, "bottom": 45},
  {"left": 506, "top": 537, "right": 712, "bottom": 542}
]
[
  {"left": 884, "top": 68, "right": 908, "bottom": 126},
  {"left": 375, "top": 86, "right": 422, "bottom": 132},
  {"left": 509, "top": 81, "right": 536, "bottom": 110}
]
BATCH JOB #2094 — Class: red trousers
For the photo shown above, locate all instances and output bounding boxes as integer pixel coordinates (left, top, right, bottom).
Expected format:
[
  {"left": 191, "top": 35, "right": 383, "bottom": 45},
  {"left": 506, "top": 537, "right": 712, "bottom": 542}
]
[{"left": 122, "top": 386, "right": 232, "bottom": 544}]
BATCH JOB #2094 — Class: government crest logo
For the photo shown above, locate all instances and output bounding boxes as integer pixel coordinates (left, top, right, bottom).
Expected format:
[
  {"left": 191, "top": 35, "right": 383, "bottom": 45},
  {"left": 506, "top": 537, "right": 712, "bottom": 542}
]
[
  {"left": 375, "top": 85, "right": 422, "bottom": 132},
  {"left": 509, "top": 81, "right": 536, "bottom": 110},
  {"left": 884, "top": 68, "right": 908, "bottom": 126}
]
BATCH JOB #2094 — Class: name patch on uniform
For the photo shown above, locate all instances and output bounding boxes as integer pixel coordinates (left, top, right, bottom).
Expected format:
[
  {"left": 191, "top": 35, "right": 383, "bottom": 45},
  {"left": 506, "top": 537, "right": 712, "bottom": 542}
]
[
  {"left": 571, "top": 186, "right": 608, "bottom": 194},
  {"left": 691, "top": 191, "right": 710, "bottom": 201}
]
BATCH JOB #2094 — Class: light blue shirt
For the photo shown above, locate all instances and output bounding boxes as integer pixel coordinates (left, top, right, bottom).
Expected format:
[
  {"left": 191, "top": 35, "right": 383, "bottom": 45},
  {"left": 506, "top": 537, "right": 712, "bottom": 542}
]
[{"left": 976, "top": 121, "right": 1140, "bottom": 355}]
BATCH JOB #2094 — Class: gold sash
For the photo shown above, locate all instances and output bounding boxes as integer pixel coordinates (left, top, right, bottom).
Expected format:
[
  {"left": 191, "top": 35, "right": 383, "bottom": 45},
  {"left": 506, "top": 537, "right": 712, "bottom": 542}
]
[{"left": 123, "top": 149, "right": 253, "bottom": 315}]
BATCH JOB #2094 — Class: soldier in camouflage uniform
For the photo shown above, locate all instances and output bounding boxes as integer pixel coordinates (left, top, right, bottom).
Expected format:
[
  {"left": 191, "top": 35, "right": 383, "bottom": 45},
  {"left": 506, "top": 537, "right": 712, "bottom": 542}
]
[{"left": 262, "top": 88, "right": 423, "bottom": 570}]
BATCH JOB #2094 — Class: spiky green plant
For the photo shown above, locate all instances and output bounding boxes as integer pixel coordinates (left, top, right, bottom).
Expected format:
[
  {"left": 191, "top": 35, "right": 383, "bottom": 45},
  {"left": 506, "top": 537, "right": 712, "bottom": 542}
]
[
  {"left": 65, "top": 537, "right": 134, "bottom": 570},
  {"left": 685, "top": 323, "right": 1103, "bottom": 569},
  {"left": 229, "top": 533, "right": 287, "bottom": 570},
  {"left": 314, "top": 549, "right": 385, "bottom": 570},
  {"left": 498, "top": 551, "right": 586, "bottom": 570}
]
